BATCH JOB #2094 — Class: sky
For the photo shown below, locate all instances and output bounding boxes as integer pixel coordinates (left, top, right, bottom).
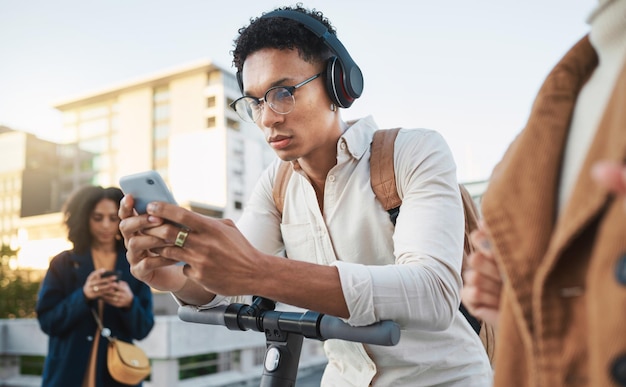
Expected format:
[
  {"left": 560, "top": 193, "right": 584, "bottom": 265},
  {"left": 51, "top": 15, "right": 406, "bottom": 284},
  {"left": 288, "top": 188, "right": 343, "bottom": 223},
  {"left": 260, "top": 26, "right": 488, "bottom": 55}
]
[{"left": 0, "top": 0, "right": 596, "bottom": 182}]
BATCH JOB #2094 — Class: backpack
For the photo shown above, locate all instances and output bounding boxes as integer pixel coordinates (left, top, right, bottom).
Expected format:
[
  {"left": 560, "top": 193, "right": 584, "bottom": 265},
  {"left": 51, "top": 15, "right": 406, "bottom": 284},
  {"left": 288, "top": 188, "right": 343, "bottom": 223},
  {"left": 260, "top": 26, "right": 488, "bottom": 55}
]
[{"left": 272, "top": 128, "right": 495, "bottom": 362}]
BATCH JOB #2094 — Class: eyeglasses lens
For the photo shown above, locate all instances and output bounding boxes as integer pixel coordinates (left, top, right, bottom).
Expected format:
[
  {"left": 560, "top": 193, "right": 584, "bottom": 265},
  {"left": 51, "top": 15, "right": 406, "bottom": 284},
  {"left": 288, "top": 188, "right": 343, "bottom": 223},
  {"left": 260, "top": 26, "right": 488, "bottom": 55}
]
[
  {"left": 267, "top": 87, "right": 295, "bottom": 115},
  {"left": 234, "top": 98, "right": 260, "bottom": 122}
]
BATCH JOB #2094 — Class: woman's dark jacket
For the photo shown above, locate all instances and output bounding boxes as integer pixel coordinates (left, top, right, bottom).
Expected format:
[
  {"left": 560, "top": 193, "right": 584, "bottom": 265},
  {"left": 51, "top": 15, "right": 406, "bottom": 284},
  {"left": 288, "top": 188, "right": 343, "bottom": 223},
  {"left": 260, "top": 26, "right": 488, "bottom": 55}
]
[{"left": 36, "top": 248, "right": 154, "bottom": 387}]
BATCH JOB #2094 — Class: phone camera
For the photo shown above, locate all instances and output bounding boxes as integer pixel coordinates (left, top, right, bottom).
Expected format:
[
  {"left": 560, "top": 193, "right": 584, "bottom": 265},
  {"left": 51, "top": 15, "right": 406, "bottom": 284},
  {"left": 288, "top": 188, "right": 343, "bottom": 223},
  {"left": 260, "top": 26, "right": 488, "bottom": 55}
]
[{"left": 147, "top": 179, "right": 155, "bottom": 185}]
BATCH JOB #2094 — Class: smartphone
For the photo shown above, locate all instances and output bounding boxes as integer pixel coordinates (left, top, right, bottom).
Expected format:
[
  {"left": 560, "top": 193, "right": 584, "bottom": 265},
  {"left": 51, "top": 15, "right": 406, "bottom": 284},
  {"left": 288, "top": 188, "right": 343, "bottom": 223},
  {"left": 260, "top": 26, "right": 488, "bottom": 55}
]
[
  {"left": 119, "top": 170, "right": 186, "bottom": 266},
  {"left": 119, "top": 170, "right": 177, "bottom": 214},
  {"left": 101, "top": 270, "right": 122, "bottom": 281}
]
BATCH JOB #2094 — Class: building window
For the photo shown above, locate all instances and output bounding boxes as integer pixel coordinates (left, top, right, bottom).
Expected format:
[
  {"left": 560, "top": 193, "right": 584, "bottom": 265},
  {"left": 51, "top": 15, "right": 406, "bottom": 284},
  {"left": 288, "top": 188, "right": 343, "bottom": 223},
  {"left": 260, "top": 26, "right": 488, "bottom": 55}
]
[
  {"left": 78, "top": 118, "right": 109, "bottom": 138},
  {"left": 207, "top": 70, "right": 222, "bottom": 86},
  {"left": 153, "top": 86, "right": 170, "bottom": 103},
  {"left": 80, "top": 137, "right": 109, "bottom": 154},
  {"left": 153, "top": 105, "right": 170, "bottom": 121},
  {"left": 207, "top": 116, "right": 216, "bottom": 128},
  {"left": 227, "top": 118, "right": 240, "bottom": 131},
  {"left": 207, "top": 96, "right": 216, "bottom": 108},
  {"left": 154, "top": 144, "right": 168, "bottom": 160},
  {"left": 79, "top": 106, "right": 108, "bottom": 120},
  {"left": 153, "top": 85, "right": 170, "bottom": 171},
  {"left": 154, "top": 123, "right": 169, "bottom": 140}
]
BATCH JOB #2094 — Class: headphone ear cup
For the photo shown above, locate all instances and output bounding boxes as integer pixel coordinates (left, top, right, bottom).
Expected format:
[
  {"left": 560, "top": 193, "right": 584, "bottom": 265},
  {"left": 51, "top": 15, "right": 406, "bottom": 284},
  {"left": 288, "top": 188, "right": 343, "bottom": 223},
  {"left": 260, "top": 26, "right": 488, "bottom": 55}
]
[{"left": 325, "top": 57, "right": 354, "bottom": 108}]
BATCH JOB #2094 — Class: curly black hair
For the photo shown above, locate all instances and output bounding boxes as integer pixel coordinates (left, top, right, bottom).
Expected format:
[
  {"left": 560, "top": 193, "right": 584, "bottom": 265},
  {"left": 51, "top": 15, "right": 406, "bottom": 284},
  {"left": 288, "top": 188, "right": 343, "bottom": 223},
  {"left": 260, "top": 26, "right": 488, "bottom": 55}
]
[
  {"left": 231, "top": 3, "right": 336, "bottom": 74},
  {"left": 63, "top": 185, "right": 124, "bottom": 254}
]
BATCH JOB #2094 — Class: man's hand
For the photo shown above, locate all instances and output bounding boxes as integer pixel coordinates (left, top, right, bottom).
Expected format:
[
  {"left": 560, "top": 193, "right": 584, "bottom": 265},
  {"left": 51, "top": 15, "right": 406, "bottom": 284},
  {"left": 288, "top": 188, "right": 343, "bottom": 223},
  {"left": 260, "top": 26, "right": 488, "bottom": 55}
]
[{"left": 118, "top": 194, "right": 188, "bottom": 293}]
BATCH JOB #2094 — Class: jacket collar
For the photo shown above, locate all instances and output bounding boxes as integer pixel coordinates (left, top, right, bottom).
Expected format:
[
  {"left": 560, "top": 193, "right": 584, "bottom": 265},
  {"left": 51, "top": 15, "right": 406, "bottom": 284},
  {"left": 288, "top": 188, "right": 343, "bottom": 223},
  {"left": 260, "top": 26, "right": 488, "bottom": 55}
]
[{"left": 549, "top": 55, "right": 626, "bottom": 260}]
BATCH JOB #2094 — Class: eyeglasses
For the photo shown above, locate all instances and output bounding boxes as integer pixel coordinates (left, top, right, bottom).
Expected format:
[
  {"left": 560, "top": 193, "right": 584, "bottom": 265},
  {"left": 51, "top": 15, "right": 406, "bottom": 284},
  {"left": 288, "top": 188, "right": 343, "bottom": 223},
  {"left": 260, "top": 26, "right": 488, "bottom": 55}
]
[{"left": 230, "top": 73, "right": 322, "bottom": 122}]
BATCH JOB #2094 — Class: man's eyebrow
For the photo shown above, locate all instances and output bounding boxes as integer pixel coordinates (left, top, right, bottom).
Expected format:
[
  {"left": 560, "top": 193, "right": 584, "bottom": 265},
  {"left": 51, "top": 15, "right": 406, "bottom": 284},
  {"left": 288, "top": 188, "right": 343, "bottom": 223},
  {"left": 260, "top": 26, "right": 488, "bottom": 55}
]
[
  {"left": 270, "top": 77, "right": 291, "bottom": 87},
  {"left": 244, "top": 77, "right": 293, "bottom": 96}
]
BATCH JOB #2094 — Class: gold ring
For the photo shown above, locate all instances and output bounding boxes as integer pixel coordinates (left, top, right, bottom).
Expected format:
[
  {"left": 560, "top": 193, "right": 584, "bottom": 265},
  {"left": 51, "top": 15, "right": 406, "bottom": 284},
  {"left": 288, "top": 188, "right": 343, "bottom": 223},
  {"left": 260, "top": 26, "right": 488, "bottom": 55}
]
[
  {"left": 93, "top": 285, "right": 99, "bottom": 292},
  {"left": 174, "top": 229, "right": 189, "bottom": 248}
]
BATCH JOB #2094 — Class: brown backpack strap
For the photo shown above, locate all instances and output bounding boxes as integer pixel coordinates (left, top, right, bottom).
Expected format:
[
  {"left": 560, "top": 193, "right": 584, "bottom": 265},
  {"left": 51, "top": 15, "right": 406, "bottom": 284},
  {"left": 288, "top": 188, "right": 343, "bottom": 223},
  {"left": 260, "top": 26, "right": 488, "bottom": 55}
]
[
  {"left": 370, "top": 128, "right": 402, "bottom": 211},
  {"left": 272, "top": 161, "right": 294, "bottom": 216}
]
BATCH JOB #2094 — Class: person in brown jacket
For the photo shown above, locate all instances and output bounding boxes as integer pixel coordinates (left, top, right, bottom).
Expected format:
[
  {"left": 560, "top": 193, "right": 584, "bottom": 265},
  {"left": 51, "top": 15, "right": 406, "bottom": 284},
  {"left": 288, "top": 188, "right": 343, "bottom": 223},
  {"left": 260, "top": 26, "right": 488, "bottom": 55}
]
[{"left": 461, "top": 0, "right": 626, "bottom": 386}]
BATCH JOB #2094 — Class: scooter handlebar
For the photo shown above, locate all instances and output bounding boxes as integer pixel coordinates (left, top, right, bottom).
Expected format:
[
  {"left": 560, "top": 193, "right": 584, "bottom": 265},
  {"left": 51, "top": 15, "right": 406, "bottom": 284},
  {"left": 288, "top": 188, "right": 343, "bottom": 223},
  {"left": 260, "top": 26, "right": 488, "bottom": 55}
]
[{"left": 178, "top": 305, "right": 400, "bottom": 346}]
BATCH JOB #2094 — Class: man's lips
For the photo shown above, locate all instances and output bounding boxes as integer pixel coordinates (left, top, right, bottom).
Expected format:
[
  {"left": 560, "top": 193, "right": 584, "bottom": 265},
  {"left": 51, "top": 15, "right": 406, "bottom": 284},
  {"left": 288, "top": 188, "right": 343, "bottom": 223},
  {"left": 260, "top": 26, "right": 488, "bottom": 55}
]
[{"left": 268, "top": 135, "right": 291, "bottom": 150}]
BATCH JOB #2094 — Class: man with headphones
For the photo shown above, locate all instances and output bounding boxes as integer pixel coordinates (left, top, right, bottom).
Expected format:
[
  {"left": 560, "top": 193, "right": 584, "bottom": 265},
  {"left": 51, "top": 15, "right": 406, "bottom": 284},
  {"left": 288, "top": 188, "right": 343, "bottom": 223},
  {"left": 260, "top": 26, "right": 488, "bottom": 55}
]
[{"left": 119, "top": 4, "right": 492, "bottom": 386}]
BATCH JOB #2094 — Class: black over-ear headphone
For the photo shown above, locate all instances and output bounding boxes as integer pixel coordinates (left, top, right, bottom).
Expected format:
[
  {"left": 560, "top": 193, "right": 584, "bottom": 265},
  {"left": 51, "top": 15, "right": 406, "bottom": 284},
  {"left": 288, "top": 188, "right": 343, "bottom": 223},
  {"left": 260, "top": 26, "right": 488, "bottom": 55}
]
[{"left": 236, "top": 9, "right": 364, "bottom": 109}]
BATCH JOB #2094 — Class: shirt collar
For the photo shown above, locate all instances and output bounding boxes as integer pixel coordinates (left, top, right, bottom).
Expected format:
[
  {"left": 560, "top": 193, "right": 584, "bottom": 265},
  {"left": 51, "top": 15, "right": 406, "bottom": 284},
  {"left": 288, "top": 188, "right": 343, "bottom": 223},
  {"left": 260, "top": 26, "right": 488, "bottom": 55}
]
[
  {"left": 289, "top": 116, "right": 379, "bottom": 171},
  {"left": 339, "top": 115, "right": 380, "bottom": 160}
]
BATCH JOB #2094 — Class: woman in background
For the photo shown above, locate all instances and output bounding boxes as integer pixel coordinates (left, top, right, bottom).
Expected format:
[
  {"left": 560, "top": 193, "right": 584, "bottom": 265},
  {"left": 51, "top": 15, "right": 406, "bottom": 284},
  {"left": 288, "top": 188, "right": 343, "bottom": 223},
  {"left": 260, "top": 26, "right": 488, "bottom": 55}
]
[{"left": 36, "top": 186, "right": 154, "bottom": 386}]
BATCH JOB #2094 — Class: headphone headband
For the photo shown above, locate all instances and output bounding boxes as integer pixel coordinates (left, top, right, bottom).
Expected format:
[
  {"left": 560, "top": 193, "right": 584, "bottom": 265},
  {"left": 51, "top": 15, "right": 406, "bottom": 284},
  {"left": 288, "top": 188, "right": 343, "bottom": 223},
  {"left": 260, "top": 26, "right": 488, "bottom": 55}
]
[
  {"left": 261, "top": 10, "right": 363, "bottom": 99},
  {"left": 237, "top": 9, "right": 363, "bottom": 108}
]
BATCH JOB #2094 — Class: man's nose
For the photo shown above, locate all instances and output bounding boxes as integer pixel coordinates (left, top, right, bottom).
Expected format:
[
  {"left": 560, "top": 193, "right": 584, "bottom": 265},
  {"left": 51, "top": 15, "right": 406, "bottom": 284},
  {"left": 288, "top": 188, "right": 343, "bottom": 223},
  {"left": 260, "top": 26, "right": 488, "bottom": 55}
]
[{"left": 259, "top": 102, "right": 283, "bottom": 128}]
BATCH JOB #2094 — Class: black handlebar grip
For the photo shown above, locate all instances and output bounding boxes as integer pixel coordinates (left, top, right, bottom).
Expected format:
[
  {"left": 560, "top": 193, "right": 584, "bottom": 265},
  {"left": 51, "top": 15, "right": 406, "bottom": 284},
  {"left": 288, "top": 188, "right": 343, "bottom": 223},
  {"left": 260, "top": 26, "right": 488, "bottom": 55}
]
[
  {"left": 318, "top": 316, "right": 400, "bottom": 346},
  {"left": 178, "top": 305, "right": 227, "bottom": 325}
]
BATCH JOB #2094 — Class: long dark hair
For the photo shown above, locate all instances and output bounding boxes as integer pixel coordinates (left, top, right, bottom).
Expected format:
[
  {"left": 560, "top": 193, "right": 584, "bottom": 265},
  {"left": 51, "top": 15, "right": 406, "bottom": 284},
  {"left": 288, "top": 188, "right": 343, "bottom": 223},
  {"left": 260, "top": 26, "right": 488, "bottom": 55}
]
[{"left": 63, "top": 186, "right": 124, "bottom": 254}]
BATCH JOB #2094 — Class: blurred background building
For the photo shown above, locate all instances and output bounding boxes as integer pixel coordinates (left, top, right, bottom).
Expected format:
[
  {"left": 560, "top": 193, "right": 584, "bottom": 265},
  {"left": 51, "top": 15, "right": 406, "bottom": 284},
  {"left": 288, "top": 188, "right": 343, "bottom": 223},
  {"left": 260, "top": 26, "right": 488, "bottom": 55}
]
[{"left": 2, "top": 59, "right": 274, "bottom": 276}]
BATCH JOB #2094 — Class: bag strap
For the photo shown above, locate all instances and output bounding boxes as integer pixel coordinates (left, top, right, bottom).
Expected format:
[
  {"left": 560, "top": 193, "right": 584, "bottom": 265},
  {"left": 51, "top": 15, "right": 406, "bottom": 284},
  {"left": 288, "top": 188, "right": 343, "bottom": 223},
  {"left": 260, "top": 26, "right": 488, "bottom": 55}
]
[
  {"left": 91, "top": 308, "right": 114, "bottom": 343},
  {"left": 272, "top": 161, "right": 294, "bottom": 216},
  {"left": 370, "top": 128, "right": 402, "bottom": 211}
]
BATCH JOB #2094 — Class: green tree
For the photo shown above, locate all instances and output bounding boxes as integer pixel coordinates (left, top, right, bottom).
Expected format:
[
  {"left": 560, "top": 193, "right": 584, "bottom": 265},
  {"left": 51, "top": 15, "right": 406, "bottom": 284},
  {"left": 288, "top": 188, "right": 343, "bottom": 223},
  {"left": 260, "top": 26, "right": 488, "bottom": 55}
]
[{"left": 0, "top": 243, "right": 41, "bottom": 318}]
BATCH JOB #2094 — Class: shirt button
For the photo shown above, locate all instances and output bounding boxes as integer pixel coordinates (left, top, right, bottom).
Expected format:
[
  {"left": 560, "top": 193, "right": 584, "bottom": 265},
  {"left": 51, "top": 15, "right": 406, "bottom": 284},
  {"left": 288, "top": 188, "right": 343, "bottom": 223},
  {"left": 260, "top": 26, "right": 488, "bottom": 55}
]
[
  {"left": 87, "top": 336, "right": 93, "bottom": 341},
  {"left": 612, "top": 355, "right": 626, "bottom": 385},
  {"left": 328, "top": 175, "right": 336, "bottom": 182},
  {"left": 340, "top": 142, "right": 346, "bottom": 150},
  {"left": 616, "top": 254, "right": 626, "bottom": 285}
]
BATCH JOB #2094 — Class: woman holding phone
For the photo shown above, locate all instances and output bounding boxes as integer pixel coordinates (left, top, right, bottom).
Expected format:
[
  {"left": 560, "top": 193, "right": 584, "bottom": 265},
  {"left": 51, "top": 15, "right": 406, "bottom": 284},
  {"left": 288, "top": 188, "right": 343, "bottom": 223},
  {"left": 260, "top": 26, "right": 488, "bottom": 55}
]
[{"left": 36, "top": 185, "right": 154, "bottom": 387}]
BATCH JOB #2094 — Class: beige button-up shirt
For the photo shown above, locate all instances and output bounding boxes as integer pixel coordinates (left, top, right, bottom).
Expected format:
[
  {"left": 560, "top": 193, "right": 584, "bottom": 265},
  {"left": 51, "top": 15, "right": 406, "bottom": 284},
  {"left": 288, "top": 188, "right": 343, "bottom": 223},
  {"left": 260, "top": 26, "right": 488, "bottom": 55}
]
[{"left": 233, "top": 116, "right": 492, "bottom": 386}]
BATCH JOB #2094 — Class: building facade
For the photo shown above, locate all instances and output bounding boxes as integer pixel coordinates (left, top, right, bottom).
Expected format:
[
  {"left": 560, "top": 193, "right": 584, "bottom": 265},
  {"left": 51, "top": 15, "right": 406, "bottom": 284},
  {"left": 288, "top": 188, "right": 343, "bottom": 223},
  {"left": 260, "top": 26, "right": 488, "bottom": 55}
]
[
  {"left": 7, "top": 60, "right": 274, "bottom": 272},
  {"left": 53, "top": 59, "right": 274, "bottom": 220},
  {"left": 0, "top": 127, "right": 91, "bottom": 252}
]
